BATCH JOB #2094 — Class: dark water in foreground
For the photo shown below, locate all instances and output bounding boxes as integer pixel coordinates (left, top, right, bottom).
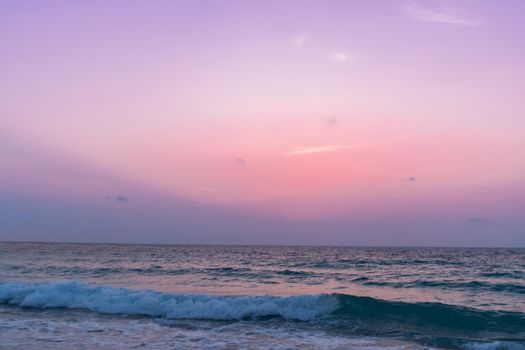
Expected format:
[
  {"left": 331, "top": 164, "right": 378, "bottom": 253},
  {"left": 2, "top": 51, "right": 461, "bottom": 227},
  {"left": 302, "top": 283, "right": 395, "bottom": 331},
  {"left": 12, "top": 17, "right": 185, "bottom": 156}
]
[{"left": 0, "top": 242, "right": 524, "bottom": 349}]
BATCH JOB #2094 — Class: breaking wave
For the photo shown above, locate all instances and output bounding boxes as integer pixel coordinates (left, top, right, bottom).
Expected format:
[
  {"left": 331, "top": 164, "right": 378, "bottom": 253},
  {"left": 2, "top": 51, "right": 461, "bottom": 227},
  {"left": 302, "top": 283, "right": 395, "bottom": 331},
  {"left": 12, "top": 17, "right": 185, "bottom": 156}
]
[
  {"left": 0, "top": 281, "right": 338, "bottom": 321},
  {"left": 1, "top": 280, "right": 524, "bottom": 349}
]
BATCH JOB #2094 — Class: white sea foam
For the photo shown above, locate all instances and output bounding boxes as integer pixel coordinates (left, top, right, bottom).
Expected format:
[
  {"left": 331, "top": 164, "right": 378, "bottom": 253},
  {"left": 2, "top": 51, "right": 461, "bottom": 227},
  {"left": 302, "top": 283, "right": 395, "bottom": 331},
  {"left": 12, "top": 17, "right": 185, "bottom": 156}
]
[
  {"left": 0, "top": 281, "right": 339, "bottom": 321},
  {"left": 462, "top": 341, "right": 525, "bottom": 350}
]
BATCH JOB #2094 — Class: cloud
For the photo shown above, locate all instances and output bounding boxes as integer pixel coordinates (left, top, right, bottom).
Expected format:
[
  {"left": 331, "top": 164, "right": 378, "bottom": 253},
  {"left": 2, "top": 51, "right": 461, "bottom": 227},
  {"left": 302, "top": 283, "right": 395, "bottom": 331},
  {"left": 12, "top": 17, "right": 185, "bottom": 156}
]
[
  {"left": 468, "top": 217, "right": 490, "bottom": 224},
  {"left": 326, "top": 116, "right": 339, "bottom": 126},
  {"left": 405, "top": 0, "right": 479, "bottom": 26},
  {"left": 330, "top": 52, "right": 352, "bottom": 63},
  {"left": 290, "top": 34, "right": 307, "bottom": 47},
  {"left": 285, "top": 137, "right": 412, "bottom": 157},
  {"left": 104, "top": 195, "right": 129, "bottom": 203},
  {"left": 408, "top": 177, "right": 417, "bottom": 182},
  {"left": 234, "top": 157, "right": 246, "bottom": 166},
  {"left": 116, "top": 195, "right": 129, "bottom": 203},
  {"left": 285, "top": 145, "right": 352, "bottom": 156}
]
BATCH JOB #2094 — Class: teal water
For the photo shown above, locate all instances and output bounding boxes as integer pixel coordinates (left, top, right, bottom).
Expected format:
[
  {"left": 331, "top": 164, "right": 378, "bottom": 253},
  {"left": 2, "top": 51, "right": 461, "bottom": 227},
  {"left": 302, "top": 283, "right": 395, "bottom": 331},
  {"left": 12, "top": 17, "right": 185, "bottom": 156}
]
[{"left": 0, "top": 242, "right": 524, "bottom": 349}]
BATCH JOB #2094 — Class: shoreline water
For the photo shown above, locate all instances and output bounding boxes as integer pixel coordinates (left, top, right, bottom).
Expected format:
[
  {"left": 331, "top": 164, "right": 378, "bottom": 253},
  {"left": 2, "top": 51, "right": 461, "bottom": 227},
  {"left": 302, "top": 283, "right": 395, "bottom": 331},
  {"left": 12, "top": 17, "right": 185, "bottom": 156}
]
[{"left": 1, "top": 242, "right": 524, "bottom": 349}]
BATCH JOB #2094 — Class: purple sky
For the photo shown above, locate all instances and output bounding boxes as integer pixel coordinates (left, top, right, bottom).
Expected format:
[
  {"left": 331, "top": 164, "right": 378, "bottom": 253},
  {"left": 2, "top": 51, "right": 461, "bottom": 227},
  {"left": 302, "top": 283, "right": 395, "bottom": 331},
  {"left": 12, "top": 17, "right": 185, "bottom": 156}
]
[{"left": 1, "top": 0, "right": 524, "bottom": 246}]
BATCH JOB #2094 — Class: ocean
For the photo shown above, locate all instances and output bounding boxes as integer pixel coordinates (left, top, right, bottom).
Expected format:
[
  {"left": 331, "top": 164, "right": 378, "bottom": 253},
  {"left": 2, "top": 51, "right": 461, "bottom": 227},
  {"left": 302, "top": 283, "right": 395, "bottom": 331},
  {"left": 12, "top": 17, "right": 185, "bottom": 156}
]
[{"left": 0, "top": 242, "right": 523, "bottom": 349}]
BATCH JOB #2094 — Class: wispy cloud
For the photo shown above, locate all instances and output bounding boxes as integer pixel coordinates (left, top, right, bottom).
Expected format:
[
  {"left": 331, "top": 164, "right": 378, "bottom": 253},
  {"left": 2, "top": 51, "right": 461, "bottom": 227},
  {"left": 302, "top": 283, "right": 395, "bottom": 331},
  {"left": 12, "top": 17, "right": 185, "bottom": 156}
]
[
  {"left": 285, "top": 137, "right": 412, "bottom": 157},
  {"left": 330, "top": 52, "right": 353, "bottom": 63},
  {"left": 405, "top": 0, "right": 479, "bottom": 26},
  {"left": 468, "top": 217, "right": 490, "bottom": 224},
  {"left": 105, "top": 195, "right": 129, "bottom": 203},
  {"left": 234, "top": 157, "right": 246, "bottom": 166},
  {"left": 290, "top": 34, "right": 307, "bottom": 47},
  {"left": 285, "top": 145, "right": 353, "bottom": 156},
  {"left": 116, "top": 195, "right": 129, "bottom": 203},
  {"left": 326, "top": 116, "right": 339, "bottom": 126}
]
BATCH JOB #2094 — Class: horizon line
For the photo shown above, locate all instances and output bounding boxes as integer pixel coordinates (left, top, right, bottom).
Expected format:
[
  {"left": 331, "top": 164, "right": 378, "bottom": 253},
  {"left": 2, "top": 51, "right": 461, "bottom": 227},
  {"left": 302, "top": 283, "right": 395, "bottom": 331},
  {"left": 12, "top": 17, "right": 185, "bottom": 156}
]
[{"left": 1, "top": 239, "right": 523, "bottom": 249}]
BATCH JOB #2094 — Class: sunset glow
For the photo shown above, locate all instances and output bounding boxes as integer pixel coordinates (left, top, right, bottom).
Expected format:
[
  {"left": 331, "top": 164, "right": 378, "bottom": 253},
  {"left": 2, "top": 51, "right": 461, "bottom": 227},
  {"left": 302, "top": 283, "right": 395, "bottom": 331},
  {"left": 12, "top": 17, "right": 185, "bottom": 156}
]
[{"left": 1, "top": 0, "right": 524, "bottom": 245}]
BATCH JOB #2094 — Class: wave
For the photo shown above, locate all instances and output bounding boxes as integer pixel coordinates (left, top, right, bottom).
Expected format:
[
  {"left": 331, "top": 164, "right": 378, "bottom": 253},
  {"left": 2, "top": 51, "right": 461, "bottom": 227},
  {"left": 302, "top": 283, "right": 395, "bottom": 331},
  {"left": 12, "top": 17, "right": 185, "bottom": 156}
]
[
  {"left": 1, "top": 281, "right": 524, "bottom": 346},
  {"left": 335, "top": 294, "right": 525, "bottom": 334},
  {"left": 356, "top": 279, "right": 525, "bottom": 295},
  {"left": 0, "top": 281, "right": 338, "bottom": 321},
  {"left": 479, "top": 271, "right": 524, "bottom": 279},
  {"left": 5, "top": 265, "right": 317, "bottom": 280}
]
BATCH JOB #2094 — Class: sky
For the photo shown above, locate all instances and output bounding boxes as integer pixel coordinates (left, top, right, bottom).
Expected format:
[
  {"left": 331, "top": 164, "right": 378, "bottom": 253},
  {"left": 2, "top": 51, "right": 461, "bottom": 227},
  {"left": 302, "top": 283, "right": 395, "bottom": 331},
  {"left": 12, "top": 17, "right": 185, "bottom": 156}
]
[{"left": 1, "top": 0, "right": 524, "bottom": 246}]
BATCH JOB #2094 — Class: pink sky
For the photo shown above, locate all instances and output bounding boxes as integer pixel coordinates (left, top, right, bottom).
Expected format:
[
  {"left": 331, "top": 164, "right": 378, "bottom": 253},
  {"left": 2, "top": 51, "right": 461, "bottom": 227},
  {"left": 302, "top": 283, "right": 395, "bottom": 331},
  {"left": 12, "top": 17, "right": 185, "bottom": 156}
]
[{"left": 1, "top": 0, "right": 524, "bottom": 245}]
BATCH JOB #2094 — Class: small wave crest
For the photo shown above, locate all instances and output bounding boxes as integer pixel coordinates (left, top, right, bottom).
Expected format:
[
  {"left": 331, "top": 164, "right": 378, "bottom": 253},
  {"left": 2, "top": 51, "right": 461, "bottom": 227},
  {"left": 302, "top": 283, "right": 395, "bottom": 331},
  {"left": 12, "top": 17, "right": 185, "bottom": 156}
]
[{"left": 354, "top": 279, "right": 525, "bottom": 295}]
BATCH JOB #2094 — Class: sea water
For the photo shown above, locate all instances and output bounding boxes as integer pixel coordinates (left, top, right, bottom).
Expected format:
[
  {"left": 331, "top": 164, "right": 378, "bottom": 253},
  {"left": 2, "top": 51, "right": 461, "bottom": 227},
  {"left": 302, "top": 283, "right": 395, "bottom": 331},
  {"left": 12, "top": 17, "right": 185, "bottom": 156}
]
[{"left": 0, "top": 242, "right": 523, "bottom": 349}]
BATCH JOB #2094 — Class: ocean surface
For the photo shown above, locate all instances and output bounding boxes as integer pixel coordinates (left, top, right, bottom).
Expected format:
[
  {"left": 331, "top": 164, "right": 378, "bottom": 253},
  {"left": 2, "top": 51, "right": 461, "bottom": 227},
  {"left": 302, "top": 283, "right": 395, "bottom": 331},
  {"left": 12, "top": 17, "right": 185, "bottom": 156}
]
[{"left": 0, "top": 242, "right": 524, "bottom": 349}]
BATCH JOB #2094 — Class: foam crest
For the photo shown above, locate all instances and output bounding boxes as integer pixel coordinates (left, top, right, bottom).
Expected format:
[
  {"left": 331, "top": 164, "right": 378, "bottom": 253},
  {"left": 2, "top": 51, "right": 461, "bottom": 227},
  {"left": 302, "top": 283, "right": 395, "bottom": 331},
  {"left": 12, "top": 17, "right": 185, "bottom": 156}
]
[{"left": 0, "top": 281, "right": 338, "bottom": 321}]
